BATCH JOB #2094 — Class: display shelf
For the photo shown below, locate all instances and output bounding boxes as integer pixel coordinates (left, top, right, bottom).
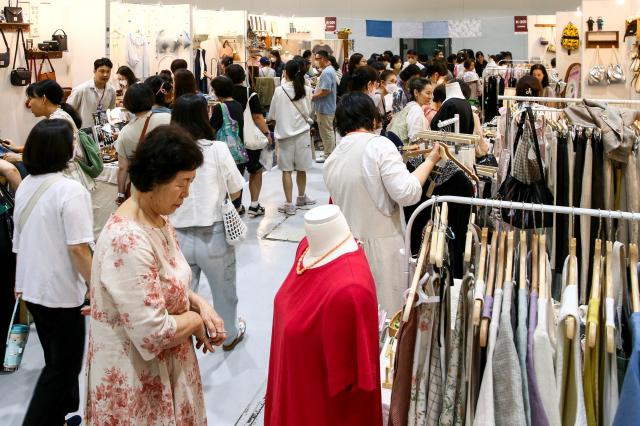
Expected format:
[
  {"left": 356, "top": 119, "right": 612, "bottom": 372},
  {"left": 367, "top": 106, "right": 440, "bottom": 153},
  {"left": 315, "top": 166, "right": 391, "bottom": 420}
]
[
  {"left": 0, "top": 22, "right": 30, "bottom": 32},
  {"left": 585, "top": 31, "right": 619, "bottom": 49},
  {"left": 26, "top": 51, "right": 63, "bottom": 60}
]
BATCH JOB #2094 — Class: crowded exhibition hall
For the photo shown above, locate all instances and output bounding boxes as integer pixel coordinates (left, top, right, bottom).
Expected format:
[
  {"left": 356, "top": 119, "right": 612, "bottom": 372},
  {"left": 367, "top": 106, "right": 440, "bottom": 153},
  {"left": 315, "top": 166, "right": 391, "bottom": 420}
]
[{"left": 2, "top": 0, "right": 640, "bottom": 424}]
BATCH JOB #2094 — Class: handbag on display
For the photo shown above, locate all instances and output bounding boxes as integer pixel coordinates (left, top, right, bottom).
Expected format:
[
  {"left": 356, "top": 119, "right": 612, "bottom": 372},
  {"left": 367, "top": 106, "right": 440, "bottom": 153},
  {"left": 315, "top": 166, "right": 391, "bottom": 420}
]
[
  {"left": 37, "top": 40, "right": 60, "bottom": 52},
  {"left": 3, "top": 0, "right": 22, "bottom": 23},
  {"left": 37, "top": 56, "right": 56, "bottom": 81},
  {"left": 0, "top": 28, "right": 9, "bottom": 68},
  {"left": 242, "top": 88, "right": 269, "bottom": 150},
  {"left": 51, "top": 29, "right": 67, "bottom": 51},
  {"left": 561, "top": 22, "right": 580, "bottom": 55},
  {"left": 213, "top": 146, "right": 247, "bottom": 246},
  {"left": 588, "top": 46, "right": 608, "bottom": 86},
  {"left": 497, "top": 107, "right": 553, "bottom": 229},
  {"left": 10, "top": 29, "right": 30, "bottom": 87},
  {"left": 608, "top": 48, "right": 626, "bottom": 84}
]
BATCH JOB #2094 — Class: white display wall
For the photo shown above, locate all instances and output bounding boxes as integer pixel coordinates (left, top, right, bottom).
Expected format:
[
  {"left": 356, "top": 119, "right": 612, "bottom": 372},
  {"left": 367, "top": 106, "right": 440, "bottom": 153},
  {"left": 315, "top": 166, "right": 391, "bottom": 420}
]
[
  {"left": 193, "top": 9, "right": 246, "bottom": 78},
  {"left": 109, "top": 2, "right": 191, "bottom": 80},
  {"left": 527, "top": 15, "right": 557, "bottom": 62},
  {"left": 0, "top": 0, "right": 106, "bottom": 143}
]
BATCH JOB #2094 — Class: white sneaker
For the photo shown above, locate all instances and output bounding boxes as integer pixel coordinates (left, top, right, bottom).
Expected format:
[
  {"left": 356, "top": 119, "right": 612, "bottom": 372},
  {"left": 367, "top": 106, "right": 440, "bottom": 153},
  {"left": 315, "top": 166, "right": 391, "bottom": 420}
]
[
  {"left": 296, "top": 195, "right": 317, "bottom": 207},
  {"left": 315, "top": 156, "right": 325, "bottom": 163},
  {"left": 277, "top": 203, "right": 296, "bottom": 215}
]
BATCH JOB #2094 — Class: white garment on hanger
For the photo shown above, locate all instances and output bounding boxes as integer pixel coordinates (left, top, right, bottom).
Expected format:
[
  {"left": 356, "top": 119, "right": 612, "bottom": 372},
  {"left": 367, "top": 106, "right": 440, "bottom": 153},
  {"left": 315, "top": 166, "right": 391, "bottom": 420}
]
[{"left": 127, "top": 32, "right": 149, "bottom": 78}]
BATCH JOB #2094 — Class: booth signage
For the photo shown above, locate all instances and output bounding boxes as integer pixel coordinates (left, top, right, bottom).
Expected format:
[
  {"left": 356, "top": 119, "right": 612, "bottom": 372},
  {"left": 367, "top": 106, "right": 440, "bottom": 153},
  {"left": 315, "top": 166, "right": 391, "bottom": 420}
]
[
  {"left": 325, "top": 17, "right": 337, "bottom": 32},
  {"left": 514, "top": 16, "right": 528, "bottom": 33}
]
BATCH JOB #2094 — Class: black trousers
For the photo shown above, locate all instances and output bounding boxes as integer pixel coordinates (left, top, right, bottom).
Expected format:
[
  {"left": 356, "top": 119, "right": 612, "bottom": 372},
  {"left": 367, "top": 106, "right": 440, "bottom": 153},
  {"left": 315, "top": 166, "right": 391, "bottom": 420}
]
[
  {"left": 22, "top": 303, "right": 85, "bottom": 426},
  {"left": 0, "top": 215, "right": 15, "bottom": 363}
]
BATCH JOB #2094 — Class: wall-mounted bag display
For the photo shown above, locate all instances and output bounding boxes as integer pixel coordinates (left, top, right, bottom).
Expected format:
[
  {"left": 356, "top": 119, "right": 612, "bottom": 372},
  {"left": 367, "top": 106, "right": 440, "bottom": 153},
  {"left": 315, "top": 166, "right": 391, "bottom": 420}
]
[
  {"left": 588, "top": 46, "right": 608, "bottom": 86},
  {"left": 0, "top": 28, "right": 10, "bottom": 68},
  {"left": 4, "top": 0, "right": 23, "bottom": 23},
  {"left": 37, "top": 56, "right": 56, "bottom": 81},
  {"left": 608, "top": 48, "right": 626, "bottom": 84},
  {"left": 51, "top": 29, "right": 67, "bottom": 51},
  {"left": 37, "top": 40, "right": 60, "bottom": 52},
  {"left": 10, "top": 29, "right": 30, "bottom": 87}
]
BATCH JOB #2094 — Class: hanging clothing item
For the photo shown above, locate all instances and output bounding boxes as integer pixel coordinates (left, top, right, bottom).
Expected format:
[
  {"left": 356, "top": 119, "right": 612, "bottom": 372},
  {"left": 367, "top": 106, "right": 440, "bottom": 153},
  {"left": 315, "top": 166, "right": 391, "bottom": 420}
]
[
  {"left": 533, "top": 253, "right": 562, "bottom": 425},
  {"left": 578, "top": 132, "right": 593, "bottom": 304},
  {"left": 555, "top": 255, "right": 587, "bottom": 426},
  {"left": 516, "top": 283, "right": 531, "bottom": 426},
  {"left": 614, "top": 312, "right": 640, "bottom": 425},
  {"left": 493, "top": 281, "right": 527, "bottom": 425},
  {"left": 389, "top": 306, "right": 419, "bottom": 426},
  {"left": 473, "top": 286, "right": 504, "bottom": 426},
  {"left": 194, "top": 48, "right": 207, "bottom": 94},
  {"left": 126, "top": 32, "right": 149, "bottom": 78},
  {"left": 430, "top": 98, "right": 474, "bottom": 134},
  {"left": 265, "top": 238, "right": 382, "bottom": 426},
  {"left": 527, "top": 287, "right": 550, "bottom": 426},
  {"left": 440, "top": 273, "right": 473, "bottom": 426},
  {"left": 584, "top": 253, "right": 604, "bottom": 426},
  {"left": 465, "top": 274, "right": 483, "bottom": 426},
  {"left": 407, "top": 274, "right": 438, "bottom": 425},
  {"left": 424, "top": 272, "right": 447, "bottom": 426}
]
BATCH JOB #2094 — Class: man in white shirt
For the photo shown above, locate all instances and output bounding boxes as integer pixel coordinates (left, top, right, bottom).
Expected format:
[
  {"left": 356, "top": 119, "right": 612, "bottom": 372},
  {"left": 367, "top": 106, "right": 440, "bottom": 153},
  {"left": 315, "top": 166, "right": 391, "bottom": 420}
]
[
  {"left": 68, "top": 58, "right": 117, "bottom": 129},
  {"left": 258, "top": 57, "right": 276, "bottom": 78},
  {"left": 401, "top": 49, "right": 425, "bottom": 71}
]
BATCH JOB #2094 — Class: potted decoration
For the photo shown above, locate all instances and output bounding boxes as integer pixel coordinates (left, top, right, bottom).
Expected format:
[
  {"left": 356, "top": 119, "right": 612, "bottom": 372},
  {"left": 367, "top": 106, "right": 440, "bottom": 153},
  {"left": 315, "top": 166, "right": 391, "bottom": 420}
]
[{"left": 336, "top": 28, "right": 352, "bottom": 40}]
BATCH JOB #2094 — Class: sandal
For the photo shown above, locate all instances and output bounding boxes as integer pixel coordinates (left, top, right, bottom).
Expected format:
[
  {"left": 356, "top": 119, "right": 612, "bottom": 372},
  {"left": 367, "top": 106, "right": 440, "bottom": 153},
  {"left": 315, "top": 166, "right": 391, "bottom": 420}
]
[{"left": 223, "top": 318, "right": 246, "bottom": 352}]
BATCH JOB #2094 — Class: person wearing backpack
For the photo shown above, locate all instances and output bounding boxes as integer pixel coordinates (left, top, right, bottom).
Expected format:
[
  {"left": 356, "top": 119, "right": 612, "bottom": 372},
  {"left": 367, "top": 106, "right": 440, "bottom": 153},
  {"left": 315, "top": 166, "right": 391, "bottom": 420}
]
[{"left": 210, "top": 76, "right": 248, "bottom": 216}]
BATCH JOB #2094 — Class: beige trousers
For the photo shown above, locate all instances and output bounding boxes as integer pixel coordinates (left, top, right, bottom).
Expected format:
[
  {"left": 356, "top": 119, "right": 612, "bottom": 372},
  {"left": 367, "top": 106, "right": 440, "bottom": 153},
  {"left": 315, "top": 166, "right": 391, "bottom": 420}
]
[{"left": 316, "top": 113, "right": 336, "bottom": 157}]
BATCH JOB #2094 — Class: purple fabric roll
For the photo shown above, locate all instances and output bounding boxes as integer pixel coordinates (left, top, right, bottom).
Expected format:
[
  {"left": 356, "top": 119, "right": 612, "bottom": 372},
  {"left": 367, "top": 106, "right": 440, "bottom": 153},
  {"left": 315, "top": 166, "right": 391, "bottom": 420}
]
[
  {"left": 482, "top": 295, "right": 494, "bottom": 319},
  {"left": 526, "top": 291, "right": 549, "bottom": 426}
]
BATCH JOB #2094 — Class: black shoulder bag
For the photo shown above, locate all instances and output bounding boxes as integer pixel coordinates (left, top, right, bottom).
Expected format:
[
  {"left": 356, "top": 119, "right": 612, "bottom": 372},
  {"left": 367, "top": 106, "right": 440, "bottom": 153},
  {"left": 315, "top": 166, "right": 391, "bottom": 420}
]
[
  {"left": 51, "top": 29, "right": 68, "bottom": 51},
  {"left": 0, "top": 28, "right": 9, "bottom": 68},
  {"left": 497, "top": 107, "right": 554, "bottom": 229},
  {"left": 4, "top": 0, "right": 23, "bottom": 23},
  {"left": 10, "top": 29, "right": 30, "bottom": 87}
]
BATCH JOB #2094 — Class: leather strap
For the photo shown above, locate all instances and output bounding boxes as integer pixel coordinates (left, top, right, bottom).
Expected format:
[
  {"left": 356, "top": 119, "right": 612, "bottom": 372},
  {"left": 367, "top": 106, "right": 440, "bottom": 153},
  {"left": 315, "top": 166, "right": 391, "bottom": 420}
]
[
  {"left": 509, "top": 106, "right": 546, "bottom": 181},
  {"left": 138, "top": 113, "right": 153, "bottom": 143},
  {"left": 38, "top": 56, "right": 54, "bottom": 75},
  {"left": 12, "top": 28, "right": 26, "bottom": 70},
  {"left": 52, "top": 29, "right": 66, "bottom": 37},
  {"left": 0, "top": 28, "right": 8, "bottom": 52}
]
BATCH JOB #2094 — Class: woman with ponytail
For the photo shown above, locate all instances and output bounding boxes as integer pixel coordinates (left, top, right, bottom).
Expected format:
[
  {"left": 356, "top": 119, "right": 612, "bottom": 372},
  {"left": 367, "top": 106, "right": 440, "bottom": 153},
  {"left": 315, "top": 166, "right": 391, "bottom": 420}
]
[
  {"left": 26, "top": 80, "right": 95, "bottom": 191},
  {"left": 267, "top": 59, "right": 316, "bottom": 216}
]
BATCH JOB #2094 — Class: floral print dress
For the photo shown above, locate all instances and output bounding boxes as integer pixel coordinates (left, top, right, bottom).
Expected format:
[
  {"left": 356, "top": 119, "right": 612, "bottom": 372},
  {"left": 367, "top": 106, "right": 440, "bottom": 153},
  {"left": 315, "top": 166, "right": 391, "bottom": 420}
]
[{"left": 84, "top": 214, "right": 206, "bottom": 426}]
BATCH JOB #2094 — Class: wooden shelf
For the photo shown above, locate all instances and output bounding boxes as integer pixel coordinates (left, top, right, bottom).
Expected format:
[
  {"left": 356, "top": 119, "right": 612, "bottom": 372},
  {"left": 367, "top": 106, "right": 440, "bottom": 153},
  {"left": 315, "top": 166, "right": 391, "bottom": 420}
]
[
  {"left": 534, "top": 24, "right": 556, "bottom": 28},
  {"left": 585, "top": 30, "right": 620, "bottom": 49},
  {"left": 0, "top": 22, "right": 30, "bottom": 32},
  {"left": 27, "top": 51, "right": 63, "bottom": 60}
]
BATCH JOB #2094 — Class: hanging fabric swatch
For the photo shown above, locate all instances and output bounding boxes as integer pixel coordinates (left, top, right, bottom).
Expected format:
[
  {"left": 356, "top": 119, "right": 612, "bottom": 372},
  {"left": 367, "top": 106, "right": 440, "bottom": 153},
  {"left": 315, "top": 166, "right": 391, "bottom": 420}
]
[
  {"left": 392, "top": 22, "right": 423, "bottom": 38},
  {"left": 423, "top": 21, "right": 449, "bottom": 39},
  {"left": 448, "top": 19, "right": 482, "bottom": 38}
]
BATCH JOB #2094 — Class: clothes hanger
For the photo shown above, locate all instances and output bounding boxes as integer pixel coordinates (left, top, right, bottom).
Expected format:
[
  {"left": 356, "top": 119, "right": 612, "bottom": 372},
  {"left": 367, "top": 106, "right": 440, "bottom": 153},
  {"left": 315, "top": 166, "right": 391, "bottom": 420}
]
[
  {"left": 435, "top": 202, "right": 448, "bottom": 268},
  {"left": 605, "top": 238, "right": 615, "bottom": 354},
  {"left": 405, "top": 144, "right": 480, "bottom": 184},
  {"left": 506, "top": 230, "right": 515, "bottom": 285},
  {"left": 587, "top": 238, "right": 603, "bottom": 348},
  {"left": 531, "top": 233, "right": 540, "bottom": 294},
  {"left": 473, "top": 228, "right": 489, "bottom": 326},
  {"left": 480, "top": 229, "right": 499, "bottom": 347},
  {"left": 629, "top": 242, "right": 640, "bottom": 313},
  {"left": 519, "top": 230, "right": 527, "bottom": 290},
  {"left": 464, "top": 213, "right": 476, "bottom": 264},
  {"left": 565, "top": 208, "right": 578, "bottom": 339},
  {"left": 429, "top": 206, "right": 441, "bottom": 266},
  {"left": 538, "top": 233, "right": 547, "bottom": 301},
  {"left": 402, "top": 223, "right": 433, "bottom": 323},
  {"left": 495, "top": 231, "right": 508, "bottom": 290}
]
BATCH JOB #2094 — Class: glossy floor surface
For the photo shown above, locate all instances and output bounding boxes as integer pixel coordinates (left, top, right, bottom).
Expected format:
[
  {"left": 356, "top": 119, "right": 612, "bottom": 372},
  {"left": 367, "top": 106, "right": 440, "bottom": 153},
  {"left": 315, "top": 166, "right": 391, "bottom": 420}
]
[{"left": 0, "top": 159, "right": 329, "bottom": 426}]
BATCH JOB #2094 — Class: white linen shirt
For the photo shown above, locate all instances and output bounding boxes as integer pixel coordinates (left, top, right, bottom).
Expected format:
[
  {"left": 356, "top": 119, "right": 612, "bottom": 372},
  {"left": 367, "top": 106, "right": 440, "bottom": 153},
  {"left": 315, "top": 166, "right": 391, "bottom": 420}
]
[
  {"left": 170, "top": 140, "right": 245, "bottom": 228},
  {"left": 406, "top": 101, "right": 427, "bottom": 141},
  {"left": 330, "top": 132, "right": 422, "bottom": 216},
  {"left": 267, "top": 81, "right": 313, "bottom": 140},
  {"left": 13, "top": 173, "right": 94, "bottom": 308},
  {"left": 67, "top": 79, "right": 117, "bottom": 129}
]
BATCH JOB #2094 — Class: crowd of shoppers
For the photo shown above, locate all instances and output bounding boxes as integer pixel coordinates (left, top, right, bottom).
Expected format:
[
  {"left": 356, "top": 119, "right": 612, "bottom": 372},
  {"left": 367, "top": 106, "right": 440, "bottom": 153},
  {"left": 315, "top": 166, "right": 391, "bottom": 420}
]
[{"left": 0, "top": 45, "right": 560, "bottom": 425}]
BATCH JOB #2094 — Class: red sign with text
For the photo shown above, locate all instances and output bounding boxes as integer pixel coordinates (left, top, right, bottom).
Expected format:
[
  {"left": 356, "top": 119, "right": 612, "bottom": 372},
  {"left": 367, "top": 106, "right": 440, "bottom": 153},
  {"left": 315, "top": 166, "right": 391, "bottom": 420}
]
[
  {"left": 514, "top": 16, "right": 528, "bottom": 33},
  {"left": 325, "top": 17, "right": 337, "bottom": 32}
]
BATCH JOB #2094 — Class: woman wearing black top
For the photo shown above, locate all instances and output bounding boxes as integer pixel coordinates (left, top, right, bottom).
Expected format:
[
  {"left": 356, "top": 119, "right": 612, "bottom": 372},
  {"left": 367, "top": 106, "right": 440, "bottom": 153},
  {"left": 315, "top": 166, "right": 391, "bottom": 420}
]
[
  {"left": 338, "top": 53, "right": 366, "bottom": 97},
  {"left": 270, "top": 50, "right": 285, "bottom": 78},
  {"left": 210, "top": 76, "right": 247, "bottom": 214},
  {"left": 475, "top": 51, "right": 487, "bottom": 77}
]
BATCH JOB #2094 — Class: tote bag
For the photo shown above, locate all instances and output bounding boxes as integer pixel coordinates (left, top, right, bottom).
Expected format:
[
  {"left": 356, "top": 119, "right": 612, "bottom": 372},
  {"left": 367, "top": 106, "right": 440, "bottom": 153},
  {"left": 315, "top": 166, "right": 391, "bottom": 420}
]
[
  {"left": 216, "top": 103, "right": 249, "bottom": 164},
  {"left": 242, "top": 88, "right": 268, "bottom": 150}
]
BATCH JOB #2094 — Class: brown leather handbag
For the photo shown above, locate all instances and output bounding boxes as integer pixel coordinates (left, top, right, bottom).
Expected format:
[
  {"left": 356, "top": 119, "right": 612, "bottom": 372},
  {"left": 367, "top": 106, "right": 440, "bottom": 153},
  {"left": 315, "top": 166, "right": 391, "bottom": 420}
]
[
  {"left": 4, "top": 0, "right": 23, "bottom": 23},
  {"left": 37, "top": 56, "right": 56, "bottom": 81}
]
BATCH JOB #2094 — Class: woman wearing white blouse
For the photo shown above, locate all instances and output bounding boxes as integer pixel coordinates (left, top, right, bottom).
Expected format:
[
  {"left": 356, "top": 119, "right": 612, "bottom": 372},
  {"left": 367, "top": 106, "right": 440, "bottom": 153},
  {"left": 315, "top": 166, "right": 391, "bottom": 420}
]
[
  {"left": 387, "top": 77, "right": 433, "bottom": 146},
  {"left": 323, "top": 92, "right": 441, "bottom": 313}
]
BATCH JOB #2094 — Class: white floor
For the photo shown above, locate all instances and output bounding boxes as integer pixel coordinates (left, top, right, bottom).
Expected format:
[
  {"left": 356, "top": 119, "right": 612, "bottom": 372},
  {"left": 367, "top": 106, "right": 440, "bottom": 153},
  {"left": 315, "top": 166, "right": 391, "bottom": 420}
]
[{"left": 0, "top": 158, "right": 330, "bottom": 426}]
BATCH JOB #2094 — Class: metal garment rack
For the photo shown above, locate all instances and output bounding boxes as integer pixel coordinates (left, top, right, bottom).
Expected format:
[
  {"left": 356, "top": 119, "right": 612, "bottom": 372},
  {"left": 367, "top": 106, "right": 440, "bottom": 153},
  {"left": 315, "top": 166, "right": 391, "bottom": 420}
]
[
  {"left": 403, "top": 195, "right": 640, "bottom": 288},
  {"left": 498, "top": 95, "right": 640, "bottom": 146}
]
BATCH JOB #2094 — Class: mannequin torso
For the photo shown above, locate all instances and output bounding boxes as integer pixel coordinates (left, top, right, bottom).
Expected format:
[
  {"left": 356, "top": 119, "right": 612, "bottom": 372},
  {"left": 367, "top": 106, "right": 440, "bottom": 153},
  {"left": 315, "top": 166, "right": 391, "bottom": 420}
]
[{"left": 301, "top": 205, "right": 359, "bottom": 269}]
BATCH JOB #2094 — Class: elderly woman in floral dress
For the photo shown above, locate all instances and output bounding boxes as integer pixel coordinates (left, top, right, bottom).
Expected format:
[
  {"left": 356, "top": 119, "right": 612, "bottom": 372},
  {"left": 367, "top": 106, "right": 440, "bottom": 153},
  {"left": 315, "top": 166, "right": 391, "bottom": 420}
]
[{"left": 84, "top": 125, "right": 226, "bottom": 425}]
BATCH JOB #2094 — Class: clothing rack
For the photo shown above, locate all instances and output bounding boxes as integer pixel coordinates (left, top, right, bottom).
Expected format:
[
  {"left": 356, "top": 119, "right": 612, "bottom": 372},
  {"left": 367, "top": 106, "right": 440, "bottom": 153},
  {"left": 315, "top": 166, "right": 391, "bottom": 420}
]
[
  {"left": 498, "top": 95, "right": 640, "bottom": 105},
  {"left": 403, "top": 195, "right": 640, "bottom": 288},
  {"left": 437, "top": 115, "right": 460, "bottom": 133},
  {"left": 413, "top": 129, "right": 480, "bottom": 145}
]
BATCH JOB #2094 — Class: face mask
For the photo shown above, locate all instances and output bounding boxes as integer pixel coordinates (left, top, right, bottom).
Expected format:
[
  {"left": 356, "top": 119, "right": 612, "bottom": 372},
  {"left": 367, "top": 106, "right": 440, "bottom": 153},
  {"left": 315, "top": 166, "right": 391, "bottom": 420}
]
[
  {"left": 408, "top": 58, "right": 416, "bottom": 64},
  {"left": 393, "top": 63, "right": 402, "bottom": 70},
  {"left": 386, "top": 83, "right": 399, "bottom": 94}
]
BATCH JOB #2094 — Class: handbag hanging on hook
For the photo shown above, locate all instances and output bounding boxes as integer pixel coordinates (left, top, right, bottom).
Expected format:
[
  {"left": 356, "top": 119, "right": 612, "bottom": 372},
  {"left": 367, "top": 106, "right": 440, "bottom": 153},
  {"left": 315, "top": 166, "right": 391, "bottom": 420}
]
[{"left": 4, "top": 0, "right": 23, "bottom": 23}]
